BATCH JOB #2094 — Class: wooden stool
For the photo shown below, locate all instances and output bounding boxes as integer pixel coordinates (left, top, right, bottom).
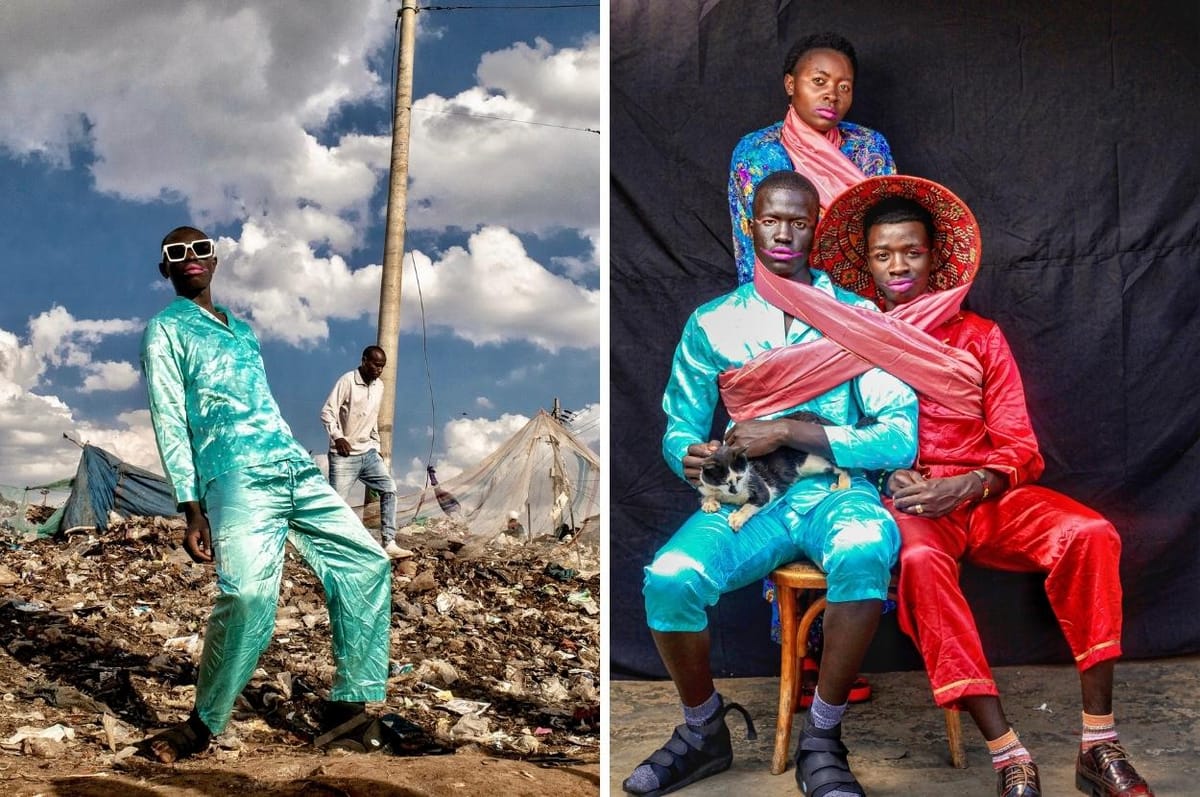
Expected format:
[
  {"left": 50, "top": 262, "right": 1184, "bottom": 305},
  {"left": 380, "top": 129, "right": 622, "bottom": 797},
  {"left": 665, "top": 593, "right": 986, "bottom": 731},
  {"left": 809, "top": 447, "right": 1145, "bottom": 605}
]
[{"left": 769, "top": 560, "right": 967, "bottom": 775}]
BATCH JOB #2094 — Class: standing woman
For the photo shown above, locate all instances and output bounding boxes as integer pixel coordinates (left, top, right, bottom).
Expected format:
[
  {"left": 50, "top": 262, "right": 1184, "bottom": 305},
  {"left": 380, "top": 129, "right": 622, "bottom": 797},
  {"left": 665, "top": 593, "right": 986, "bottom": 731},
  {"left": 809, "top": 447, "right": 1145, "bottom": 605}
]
[{"left": 729, "top": 31, "right": 896, "bottom": 285}]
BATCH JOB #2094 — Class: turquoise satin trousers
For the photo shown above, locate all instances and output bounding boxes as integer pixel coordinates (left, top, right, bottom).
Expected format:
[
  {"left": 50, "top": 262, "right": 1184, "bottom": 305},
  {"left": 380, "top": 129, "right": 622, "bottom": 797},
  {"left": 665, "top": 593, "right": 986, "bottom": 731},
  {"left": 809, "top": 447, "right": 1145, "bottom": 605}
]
[
  {"left": 196, "top": 458, "right": 391, "bottom": 732},
  {"left": 643, "top": 479, "right": 898, "bottom": 632}
]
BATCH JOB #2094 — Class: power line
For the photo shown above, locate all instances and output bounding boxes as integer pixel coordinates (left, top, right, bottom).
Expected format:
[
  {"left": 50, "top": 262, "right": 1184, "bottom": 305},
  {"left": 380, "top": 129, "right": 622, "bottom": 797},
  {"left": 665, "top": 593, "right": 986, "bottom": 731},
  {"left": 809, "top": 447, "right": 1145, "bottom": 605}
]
[
  {"left": 422, "top": 3, "right": 598, "bottom": 10},
  {"left": 410, "top": 105, "right": 599, "bottom": 135}
]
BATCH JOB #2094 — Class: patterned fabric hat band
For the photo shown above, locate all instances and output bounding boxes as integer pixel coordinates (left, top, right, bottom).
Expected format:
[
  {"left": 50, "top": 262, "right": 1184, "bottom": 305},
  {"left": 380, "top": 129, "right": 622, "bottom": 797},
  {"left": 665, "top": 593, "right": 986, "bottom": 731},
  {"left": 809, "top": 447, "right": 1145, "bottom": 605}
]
[{"left": 809, "top": 175, "right": 982, "bottom": 302}]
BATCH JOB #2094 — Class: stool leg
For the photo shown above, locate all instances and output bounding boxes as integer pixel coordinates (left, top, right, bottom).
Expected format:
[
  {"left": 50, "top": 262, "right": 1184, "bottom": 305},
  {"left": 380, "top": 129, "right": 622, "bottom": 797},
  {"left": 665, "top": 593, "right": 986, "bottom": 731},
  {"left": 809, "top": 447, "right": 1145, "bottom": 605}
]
[
  {"left": 792, "top": 596, "right": 827, "bottom": 712},
  {"left": 772, "top": 583, "right": 798, "bottom": 775},
  {"left": 945, "top": 708, "right": 967, "bottom": 769}
]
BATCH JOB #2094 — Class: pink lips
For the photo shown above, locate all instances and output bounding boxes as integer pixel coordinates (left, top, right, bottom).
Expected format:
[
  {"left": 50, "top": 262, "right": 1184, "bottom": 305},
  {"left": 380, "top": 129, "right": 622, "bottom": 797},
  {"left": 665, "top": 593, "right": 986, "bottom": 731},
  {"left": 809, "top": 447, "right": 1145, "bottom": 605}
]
[
  {"left": 887, "top": 278, "right": 915, "bottom": 293},
  {"left": 182, "top": 264, "right": 207, "bottom": 276},
  {"left": 814, "top": 107, "right": 838, "bottom": 120},
  {"left": 767, "top": 247, "right": 801, "bottom": 260}
]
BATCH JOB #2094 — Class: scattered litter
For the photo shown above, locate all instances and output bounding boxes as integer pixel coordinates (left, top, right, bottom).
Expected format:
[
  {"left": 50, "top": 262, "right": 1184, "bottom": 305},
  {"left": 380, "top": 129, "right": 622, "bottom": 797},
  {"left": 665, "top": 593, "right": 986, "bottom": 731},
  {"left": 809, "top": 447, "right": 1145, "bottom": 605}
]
[
  {"left": 2, "top": 723, "right": 75, "bottom": 747},
  {"left": 0, "top": 511, "right": 598, "bottom": 763},
  {"left": 543, "top": 563, "right": 577, "bottom": 581},
  {"left": 439, "top": 698, "right": 491, "bottom": 716}
]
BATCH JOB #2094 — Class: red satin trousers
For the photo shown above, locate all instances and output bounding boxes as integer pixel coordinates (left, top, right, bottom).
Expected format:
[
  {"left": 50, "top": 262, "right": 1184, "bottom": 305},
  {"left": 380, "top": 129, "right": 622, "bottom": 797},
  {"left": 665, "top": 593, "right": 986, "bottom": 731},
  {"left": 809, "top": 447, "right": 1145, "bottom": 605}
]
[{"left": 890, "top": 484, "right": 1123, "bottom": 708}]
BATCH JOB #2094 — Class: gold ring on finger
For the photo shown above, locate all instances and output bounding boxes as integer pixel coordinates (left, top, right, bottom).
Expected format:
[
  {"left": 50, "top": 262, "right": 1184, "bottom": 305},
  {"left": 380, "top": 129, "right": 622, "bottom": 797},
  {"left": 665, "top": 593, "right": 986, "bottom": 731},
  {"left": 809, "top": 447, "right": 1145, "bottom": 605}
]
[{"left": 915, "top": 503, "right": 924, "bottom": 515}]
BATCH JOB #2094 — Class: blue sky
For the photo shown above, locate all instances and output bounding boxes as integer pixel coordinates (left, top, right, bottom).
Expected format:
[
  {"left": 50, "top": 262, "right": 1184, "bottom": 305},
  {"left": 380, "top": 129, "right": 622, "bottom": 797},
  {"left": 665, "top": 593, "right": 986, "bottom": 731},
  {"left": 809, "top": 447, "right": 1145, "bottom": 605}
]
[{"left": 0, "top": 1, "right": 600, "bottom": 491}]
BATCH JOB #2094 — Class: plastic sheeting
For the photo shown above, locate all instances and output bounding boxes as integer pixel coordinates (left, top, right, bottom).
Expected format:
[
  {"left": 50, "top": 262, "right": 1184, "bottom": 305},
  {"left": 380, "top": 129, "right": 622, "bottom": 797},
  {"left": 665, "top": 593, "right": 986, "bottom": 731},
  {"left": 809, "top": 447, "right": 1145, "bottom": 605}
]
[
  {"left": 59, "top": 445, "right": 180, "bottom": 534},
  {"left": 393, "top": 411, "right": 600, "bottom": 542}
]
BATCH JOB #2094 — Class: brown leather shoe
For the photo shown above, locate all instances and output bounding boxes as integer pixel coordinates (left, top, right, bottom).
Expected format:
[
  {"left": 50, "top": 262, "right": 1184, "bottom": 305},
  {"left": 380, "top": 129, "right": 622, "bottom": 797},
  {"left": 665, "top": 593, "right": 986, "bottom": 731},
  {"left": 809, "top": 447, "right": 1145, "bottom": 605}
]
[
  {"left": 998, "top": 761, "right": 1041, "bottom": 797},
  {"left": 1075, "top": 742, "right": 1154, "bottom": 796}
]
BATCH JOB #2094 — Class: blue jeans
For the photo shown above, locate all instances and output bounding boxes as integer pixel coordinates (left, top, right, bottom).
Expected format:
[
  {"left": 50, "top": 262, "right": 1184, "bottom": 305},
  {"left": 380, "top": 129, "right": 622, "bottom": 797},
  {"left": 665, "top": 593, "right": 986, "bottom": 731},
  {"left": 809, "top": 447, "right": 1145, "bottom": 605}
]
[{"left": 328, "top": 448, "right": 396, "bottom": 542}]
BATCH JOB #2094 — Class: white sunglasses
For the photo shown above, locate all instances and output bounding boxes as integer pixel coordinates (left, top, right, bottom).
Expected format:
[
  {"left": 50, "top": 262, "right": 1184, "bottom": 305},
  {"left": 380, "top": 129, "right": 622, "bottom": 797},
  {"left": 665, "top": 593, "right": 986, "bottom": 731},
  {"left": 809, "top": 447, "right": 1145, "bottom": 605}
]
[{"left": 162, "top": 238, "right": 216, "bottom": 262}]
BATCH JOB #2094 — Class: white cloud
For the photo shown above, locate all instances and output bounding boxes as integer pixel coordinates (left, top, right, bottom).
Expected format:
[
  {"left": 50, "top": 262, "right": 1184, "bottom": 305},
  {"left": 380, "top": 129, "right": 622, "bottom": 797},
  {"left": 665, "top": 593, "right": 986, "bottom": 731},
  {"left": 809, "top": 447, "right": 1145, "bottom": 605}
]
[
  {"left": 0, "top": 310, "right": 154, "bottom": 486},
  {"left": 0, "top": 1, "right": 396, "bottom": 249},
  {"left": 0, "top": 5, "right": 598, "bottom": 249},
  {"left": 398, "top": 227, "right": 598, "bottom": 352},
  {"left": 474, "top": 396, "right": 494, "bottom": 409},
  {"left": 0, "top": 381, "right": 160, "bottom": 487},
  {"left": 0, "top": 5, "right": 599, "bottom": 354},
  {"left": 213, "top": 223, "right": 384, "bottom": 346},
  {"left": 407, "top": 37, "right": 601, "bottom": 235},
  {"left": 1, "top": 306, "right": 142, "bottom": 392},
  {"left": 499, "top": 363, "right": 548, "bottom": 387},
  {"left": 80, "top": 361, "right": 141, "bottom": 394},
  {"left": 213, "top": 223, "right": 598, "bottom": 351}
]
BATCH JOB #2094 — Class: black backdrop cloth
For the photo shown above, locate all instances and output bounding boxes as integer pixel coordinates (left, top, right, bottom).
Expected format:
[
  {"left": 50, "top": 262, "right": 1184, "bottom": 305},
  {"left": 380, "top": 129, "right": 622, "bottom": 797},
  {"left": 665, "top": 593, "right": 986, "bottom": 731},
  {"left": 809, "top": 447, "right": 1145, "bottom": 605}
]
[{"left": 610, "top": 0, "right": 1200, "bottom": 679}]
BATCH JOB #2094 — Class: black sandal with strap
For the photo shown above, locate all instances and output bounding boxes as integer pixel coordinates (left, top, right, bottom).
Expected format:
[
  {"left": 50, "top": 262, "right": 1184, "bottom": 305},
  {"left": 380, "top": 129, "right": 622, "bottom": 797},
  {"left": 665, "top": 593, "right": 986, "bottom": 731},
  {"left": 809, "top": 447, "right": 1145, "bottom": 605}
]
[
  {"left": 622, "top": 699, "right": 756, "bottom": 796},
  {"left": 136, "top": 711, "right": 212, "bottom": 763},
  {"left": 795, "top": 720, "right": 865, "bottom": 797},
  {"left": 313, "top": 710, "right": 388, "bottom": 753}
]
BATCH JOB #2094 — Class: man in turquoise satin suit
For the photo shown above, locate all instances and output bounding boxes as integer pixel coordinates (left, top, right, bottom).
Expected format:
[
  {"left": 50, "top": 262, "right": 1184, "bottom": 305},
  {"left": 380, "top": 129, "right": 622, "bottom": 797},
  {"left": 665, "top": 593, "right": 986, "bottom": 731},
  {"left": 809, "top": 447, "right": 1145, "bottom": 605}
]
[
  {"left": 623, "top": 172, "right": 917, "bottom": 797},
  {"left": 138, "top": 226, "right": 393, "bottom": 761}
]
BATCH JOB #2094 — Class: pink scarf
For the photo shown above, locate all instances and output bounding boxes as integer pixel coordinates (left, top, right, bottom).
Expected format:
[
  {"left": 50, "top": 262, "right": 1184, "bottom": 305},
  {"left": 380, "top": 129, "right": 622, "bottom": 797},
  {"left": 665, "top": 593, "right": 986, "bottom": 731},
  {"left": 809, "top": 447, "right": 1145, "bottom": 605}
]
[
  {"left": 779, "top": 106, "right": 867, "bottom": 210},
  {"left": 717, "top": 263, "right": 985, "bottom": 422}
]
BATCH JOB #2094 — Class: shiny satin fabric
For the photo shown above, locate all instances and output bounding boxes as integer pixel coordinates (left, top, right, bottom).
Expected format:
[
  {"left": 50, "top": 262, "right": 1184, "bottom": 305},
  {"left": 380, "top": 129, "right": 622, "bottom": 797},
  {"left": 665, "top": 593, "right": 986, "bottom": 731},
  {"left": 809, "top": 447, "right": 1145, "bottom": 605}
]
[
  {"left": 648, "top": 275, "right": 918, "bottom": 631},
  {"left": 141, "top": 298, "right": 311, "bottom": 504},
  {"left": 893, "top": 484, "right": 1123, "bottom": 707},
  {"left": 911, "top": 313, "right": 1044, "bottom": 483},
  {"left": 661, "top": 274, "right": 919, "bottom": 515},
  {"left": 644, "top": 481, "right": 901, "bottom": 632},
  {"left": 197, "top": 459, "right": 392, "bottom": 732},
  {"left": 778, "top": 106, "right": 868, "bottom": 211},
  {"left": 719, "top": 270, "right": 984, "bottom": 422}
]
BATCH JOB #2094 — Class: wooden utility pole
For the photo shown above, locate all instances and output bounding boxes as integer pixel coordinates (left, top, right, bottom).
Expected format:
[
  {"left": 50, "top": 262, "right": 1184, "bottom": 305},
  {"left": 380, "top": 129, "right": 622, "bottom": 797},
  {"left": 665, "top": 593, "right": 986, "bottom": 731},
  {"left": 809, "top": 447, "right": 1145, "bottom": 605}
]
[{"left": 377, "top": 0, "right": 419, "bottom": 464}]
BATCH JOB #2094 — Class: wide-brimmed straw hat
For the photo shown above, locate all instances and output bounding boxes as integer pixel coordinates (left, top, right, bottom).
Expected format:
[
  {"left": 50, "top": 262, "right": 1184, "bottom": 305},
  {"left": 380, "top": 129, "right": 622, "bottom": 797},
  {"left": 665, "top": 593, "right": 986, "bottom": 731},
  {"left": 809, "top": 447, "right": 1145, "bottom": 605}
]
[{"left": 809, "top": 175, "right": 981, "bottom": 303}]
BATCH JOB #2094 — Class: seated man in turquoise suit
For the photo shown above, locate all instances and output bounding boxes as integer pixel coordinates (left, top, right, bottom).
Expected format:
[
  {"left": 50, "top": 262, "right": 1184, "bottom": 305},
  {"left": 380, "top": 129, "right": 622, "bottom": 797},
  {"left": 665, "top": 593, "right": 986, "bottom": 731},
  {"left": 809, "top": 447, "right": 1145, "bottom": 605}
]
[
  {"left": 138, "top": 226, "right": 393, "bottom": 761},
  {"left": 623, "top": 171, "right": 918, "bottom": 797}
]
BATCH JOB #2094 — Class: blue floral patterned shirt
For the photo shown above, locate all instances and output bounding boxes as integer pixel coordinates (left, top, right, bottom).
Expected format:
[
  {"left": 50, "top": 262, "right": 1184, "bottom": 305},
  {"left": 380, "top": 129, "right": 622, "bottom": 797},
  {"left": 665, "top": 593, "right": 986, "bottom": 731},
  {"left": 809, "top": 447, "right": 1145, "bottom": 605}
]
[
  {"left": 729, "top": 120, "right": 896, "bottom": 285},
  {"left": 141, "top": 298, "right": 311, "bottom": 504}
]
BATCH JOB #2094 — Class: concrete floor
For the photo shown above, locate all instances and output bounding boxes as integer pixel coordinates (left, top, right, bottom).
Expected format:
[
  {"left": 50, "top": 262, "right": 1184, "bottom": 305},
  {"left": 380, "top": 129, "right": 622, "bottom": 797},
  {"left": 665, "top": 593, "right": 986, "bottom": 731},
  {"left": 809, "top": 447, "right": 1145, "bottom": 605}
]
[{"left": 610, "top": 656, "right": 1200, "bottom": 796}]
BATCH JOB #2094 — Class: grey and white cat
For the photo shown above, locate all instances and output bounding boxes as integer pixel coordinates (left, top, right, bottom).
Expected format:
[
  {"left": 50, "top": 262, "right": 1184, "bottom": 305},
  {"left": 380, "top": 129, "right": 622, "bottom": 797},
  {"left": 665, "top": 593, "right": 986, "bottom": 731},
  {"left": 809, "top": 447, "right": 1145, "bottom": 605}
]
[{"left": 697, "top": 411, "right": 858, "bottom": 531}]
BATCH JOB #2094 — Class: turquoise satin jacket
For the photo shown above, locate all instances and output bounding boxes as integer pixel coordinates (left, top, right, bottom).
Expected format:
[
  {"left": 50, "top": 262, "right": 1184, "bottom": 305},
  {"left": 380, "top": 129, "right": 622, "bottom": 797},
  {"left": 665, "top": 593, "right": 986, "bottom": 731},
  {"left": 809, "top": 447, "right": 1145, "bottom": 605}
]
[
  {"left": 662, "top": 272, "right": 918, "bottom": 514},
  {"left": 141, "top": 298, "right": 310, "bottom": 504}
]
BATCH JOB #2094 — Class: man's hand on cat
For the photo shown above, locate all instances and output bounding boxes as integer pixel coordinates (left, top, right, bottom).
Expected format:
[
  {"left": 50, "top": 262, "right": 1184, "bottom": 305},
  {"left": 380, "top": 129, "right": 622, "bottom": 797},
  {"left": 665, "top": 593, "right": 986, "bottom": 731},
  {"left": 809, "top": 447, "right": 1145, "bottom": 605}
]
[
  {"left": 723, "top": 419, "right": 787, "bottom": 457},
  {"left": 683, "top": 440, "right": 721, "bottom": 485}
]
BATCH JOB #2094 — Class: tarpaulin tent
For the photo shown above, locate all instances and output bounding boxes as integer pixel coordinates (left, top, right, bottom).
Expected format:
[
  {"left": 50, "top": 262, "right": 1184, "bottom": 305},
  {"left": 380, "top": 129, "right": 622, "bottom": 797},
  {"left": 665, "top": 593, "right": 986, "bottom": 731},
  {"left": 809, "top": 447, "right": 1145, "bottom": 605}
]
[
  {"left": 611, "top": 0, "right": 1200, "bottom": 678},
  {"left": 393, "top": 411, "right": 600, "bottom": 541},
  {"left": 56, "top": 445, "right": 180, "bottom": 534}
]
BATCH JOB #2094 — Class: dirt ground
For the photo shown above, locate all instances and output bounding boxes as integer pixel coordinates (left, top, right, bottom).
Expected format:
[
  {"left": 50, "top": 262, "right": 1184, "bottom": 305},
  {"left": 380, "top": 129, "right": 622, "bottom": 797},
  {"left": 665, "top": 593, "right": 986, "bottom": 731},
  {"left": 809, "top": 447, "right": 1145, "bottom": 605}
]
[
  {"left": 2, "top": 748, "right": 599, "bottom": 796},
  {"left": 611, "top": 656, "right": 1200, "bottom": 796},
  {"left": 0, "top": 512, "right": 599, "bottom": 796}
]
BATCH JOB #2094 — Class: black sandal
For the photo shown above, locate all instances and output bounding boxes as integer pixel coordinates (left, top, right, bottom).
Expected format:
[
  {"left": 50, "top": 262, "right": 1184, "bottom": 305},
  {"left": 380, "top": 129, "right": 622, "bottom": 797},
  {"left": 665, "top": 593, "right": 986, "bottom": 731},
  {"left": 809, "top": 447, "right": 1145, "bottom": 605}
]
[
  {"left": 313, "top": 711, "right": 387, "bottom": 753},
  {"left": 621, "top": 700, "right": 756, "bottom": 796},
  {"left": 795, "top": 721, "right": 864, "bottom": 797},
  {"left": 136, "top": 711, "right": 212, "bottom": 763}
]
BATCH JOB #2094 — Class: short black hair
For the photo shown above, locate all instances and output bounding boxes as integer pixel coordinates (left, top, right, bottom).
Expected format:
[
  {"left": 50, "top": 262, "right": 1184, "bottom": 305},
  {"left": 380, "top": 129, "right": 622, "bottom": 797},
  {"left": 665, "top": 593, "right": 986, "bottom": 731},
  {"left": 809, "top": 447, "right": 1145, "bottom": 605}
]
[
  {"left": 783, "top": 32, "right": 858, "bottom": 77},
  {"left": 863, "top": 197, "right": 936, "bottom": 244},
  {"left": 160, "top": 225, "right": 207, "bottom": 249},
  {"left": 362, "top": 345, "right": 386, "bottom": 360},
  {"left": 753, "top": 170, "right": 820, "bottom": 214}
]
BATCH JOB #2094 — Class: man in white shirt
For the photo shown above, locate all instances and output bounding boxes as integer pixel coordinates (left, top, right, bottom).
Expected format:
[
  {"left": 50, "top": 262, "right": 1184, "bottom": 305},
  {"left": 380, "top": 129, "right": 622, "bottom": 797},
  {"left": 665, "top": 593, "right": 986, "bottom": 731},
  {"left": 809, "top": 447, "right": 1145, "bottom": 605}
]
[{"left": 320, "top": 346, "right": 407, "bottom": 558}]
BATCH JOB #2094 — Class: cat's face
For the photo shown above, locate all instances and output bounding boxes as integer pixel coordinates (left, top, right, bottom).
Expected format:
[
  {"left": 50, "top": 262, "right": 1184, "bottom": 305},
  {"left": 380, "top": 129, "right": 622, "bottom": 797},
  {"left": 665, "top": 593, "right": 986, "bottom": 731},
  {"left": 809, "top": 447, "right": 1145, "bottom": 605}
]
[{"left": 698, "top": 445, "right": 751, "bottom": 499}]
